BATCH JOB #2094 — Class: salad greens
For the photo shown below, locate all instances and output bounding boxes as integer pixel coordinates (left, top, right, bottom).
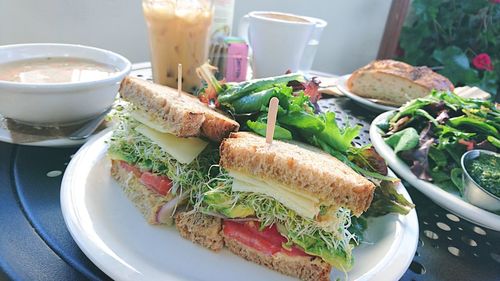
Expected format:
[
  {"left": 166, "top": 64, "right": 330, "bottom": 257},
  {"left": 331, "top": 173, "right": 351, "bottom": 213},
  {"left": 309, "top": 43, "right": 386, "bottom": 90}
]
[
  {"left": 246, "top": 120, "right": 292, "bottom": 140},
  {"left": 382, "top": 90, "right": 500, "bottom": 194},
  {"left": 196, "top": 62, "right": 414, "bottom": 218},
  {"left": 385, "top": 128, "right": 419, "bottom": 154}
]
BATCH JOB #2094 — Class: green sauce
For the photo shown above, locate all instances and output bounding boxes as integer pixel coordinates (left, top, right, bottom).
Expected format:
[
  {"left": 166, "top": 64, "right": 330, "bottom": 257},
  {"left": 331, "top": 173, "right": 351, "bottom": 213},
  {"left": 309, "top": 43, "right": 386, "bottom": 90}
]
[{"left": 467, "top": 153, "right": 500, "bottom": 197}]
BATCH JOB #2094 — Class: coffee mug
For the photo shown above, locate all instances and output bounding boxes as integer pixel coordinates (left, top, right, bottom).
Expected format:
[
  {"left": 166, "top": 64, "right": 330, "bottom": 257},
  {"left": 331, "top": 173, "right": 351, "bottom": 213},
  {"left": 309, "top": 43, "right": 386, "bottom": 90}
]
[
  {"left": 298, "top": 16, "right": 327, "bottom": 74},
  {"left": 239, "top": 11, "right": 326, "bottom": 78}
]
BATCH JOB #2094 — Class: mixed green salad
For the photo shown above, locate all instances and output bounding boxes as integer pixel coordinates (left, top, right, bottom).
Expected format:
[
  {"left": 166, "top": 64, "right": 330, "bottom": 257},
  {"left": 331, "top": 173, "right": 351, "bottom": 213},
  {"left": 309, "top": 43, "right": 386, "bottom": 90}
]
[
  {"left": 196, "top": 63, "right": 414, "bottom": 221},
  {"left": 379, "top": 90, "right": 499, "bottom": 194}
]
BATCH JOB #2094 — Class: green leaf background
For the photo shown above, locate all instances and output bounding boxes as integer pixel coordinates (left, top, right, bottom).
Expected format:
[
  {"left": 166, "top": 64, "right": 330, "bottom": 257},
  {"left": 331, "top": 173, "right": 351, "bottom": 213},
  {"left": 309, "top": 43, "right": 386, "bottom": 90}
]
[{"left": 399, "top": 0, "right": 499, "bottom": 98}]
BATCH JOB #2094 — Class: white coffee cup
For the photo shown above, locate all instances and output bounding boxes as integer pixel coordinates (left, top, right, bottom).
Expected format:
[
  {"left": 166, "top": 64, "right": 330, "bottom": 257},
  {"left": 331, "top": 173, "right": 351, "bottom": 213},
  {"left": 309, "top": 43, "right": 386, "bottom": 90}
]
[
  {"left": 239, "top": 11, "right": 326, "bottom": 78},
  {"left": 299, "top": 16, "right": 327, "bottom": 74}
]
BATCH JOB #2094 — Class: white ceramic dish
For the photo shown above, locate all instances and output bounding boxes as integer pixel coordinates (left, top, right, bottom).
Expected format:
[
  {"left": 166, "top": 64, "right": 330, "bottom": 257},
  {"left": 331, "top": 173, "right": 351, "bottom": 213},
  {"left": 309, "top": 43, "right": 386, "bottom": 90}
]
[
  {"left": 370, "top": 111, "right": 500, "bottom": 231},
  {"left": 0, "top": 43, "right": 131, "bottom": 125},
  {"left": 61, "top": 130, "right": 419, "bottom": 281},
  {"left": 336, "top": 75, "right": 397, "bottom": 113}
]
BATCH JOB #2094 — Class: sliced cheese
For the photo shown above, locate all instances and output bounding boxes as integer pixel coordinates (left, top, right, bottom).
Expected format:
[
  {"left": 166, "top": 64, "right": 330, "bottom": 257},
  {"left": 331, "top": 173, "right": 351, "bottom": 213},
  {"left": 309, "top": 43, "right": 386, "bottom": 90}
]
[
  {"left": 230, "top": 171, "right": 320, "bottom": 202},
  {"left": 229, "top": 170, "right": 320, "bottom": 219},
  {"left": 135, "top": 124, "right": 208, "bottom": 164},
  {"left": 130, "top": 109, "right": 172, "bottom": 133}
]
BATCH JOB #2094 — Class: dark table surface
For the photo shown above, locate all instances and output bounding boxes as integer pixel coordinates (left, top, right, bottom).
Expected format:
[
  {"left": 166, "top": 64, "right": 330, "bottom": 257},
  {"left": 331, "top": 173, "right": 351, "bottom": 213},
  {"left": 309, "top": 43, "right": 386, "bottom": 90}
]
[{"left": 1, "top": 66, "right": 499, "bottom": 281}]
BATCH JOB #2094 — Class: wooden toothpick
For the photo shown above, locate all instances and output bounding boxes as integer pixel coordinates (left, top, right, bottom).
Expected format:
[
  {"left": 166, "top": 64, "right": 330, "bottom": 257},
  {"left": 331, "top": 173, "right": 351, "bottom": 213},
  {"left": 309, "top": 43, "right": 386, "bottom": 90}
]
[
  {"left": 266, "top": 97, "right": 279, "bottom": 144},
  {"left": 177, "top": 63, "right": 182, "bottom": 96}
]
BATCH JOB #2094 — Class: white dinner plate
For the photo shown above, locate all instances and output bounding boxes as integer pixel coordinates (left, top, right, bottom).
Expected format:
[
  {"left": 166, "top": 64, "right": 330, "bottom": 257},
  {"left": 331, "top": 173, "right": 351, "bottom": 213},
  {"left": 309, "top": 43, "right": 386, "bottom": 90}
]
[
  {"left": 336, "top": 75, "right": 398, "bottom": 113},
  {"left": 370, "top": 111, "right": 500, "bottom": 231},
  {"left": 61, "top": 130, "right": 419, "bottom": 281}
]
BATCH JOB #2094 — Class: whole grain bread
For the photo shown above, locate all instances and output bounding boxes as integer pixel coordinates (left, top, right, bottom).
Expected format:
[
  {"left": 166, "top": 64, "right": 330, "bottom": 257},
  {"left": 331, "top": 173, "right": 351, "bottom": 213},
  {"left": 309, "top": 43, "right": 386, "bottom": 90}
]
[
  {"left": 111, "top": 159, "right": 174, "bottom": 224},
  {"left": 224, "top": 236, "right": 331, "bottom": 281},
  {"left": 219, "top": 132, "right": 374, "bottom": 216},
  {"left": 175, "top": 211, "right": 224, "bottom": 251},
  {"left": 347, "top": 60, "right": 454, "bottom": 105},
  {"left": 119, "top": 76, "right": 239, "bottom": 142}
]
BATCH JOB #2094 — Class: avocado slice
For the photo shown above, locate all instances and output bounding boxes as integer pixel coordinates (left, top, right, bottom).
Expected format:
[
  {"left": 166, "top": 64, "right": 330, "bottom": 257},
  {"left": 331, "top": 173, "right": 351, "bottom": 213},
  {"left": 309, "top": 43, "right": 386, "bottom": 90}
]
[{"left": 203, "top": 190, "right": 255, "bottom": 218}]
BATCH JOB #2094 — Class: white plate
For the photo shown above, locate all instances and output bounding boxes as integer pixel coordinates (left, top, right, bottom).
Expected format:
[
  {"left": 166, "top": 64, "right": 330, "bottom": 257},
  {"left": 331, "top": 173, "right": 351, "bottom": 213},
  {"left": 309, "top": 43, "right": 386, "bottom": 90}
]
[
  {"left": 61, "top": 130, "right": 419, "bottom": 281},
  {"left": 336, "top": 75, "right": 397, "bottom": 113},
  {"left": 370, "top": 111, "right": 500, "bottom": 231}
]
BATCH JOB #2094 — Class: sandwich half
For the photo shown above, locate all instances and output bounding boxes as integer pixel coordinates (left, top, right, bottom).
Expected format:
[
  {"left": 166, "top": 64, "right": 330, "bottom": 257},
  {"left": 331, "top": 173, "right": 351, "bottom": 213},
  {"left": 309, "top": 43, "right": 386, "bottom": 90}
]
[
  {"left": 108, "top": 76, "right": 239, "bottom": 225},
  {"left": 178, "top": 132, "right": 375, "bottom": 281}
]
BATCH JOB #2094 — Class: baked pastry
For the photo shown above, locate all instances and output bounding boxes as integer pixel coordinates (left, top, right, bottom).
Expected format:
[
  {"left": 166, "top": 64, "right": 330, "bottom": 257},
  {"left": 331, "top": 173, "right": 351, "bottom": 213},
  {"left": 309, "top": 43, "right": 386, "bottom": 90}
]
[{"left": 347, "top": 60, "right": 454, "bottom": 105}]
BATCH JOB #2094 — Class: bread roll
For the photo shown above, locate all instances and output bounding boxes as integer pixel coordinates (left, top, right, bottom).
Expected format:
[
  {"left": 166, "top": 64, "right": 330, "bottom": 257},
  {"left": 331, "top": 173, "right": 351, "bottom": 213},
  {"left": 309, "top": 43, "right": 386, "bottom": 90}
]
[{"left": 347, "top": 60, "right": 454, "bottom": 105}]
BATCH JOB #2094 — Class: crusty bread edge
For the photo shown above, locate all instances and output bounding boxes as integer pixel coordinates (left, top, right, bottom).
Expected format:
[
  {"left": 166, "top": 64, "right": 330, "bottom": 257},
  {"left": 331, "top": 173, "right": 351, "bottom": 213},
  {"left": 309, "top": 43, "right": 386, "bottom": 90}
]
[{"left": 174, "top": 211, "right": 225, "bottom": 251}]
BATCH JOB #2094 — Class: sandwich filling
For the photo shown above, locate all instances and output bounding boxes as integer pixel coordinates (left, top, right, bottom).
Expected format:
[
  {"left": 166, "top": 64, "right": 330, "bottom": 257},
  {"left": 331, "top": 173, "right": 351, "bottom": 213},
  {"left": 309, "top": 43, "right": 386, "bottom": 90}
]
[
  {"left": 192, "top": 169, "right": 355, "bottom": 271},
  {"left": 108, "top": 105, "right": 219, "bottom": 221},
  {"left": 223, "top": 220, "right": 310, "bottom": 257}
]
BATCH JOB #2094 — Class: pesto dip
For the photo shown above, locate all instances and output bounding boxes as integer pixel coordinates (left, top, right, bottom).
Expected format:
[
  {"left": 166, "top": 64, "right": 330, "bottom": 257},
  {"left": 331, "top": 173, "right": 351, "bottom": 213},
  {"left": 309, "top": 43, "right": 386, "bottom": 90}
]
[{"left": 467, "top": 153, "right": 500, "bottom": 197}]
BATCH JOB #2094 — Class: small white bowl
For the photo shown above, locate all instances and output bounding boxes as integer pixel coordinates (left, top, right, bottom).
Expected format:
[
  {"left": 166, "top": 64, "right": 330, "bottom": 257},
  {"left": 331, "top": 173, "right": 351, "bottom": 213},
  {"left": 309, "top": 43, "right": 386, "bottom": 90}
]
[{"left": 0, "top": 43, "right": 131, "bottom": 125}]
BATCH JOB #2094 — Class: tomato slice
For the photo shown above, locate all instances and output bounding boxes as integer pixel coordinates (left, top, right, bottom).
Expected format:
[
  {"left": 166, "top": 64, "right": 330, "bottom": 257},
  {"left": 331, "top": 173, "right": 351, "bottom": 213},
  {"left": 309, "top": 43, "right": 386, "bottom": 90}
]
[
  {"left": 223, "top": 221, "right": 308, "bottom": 257},
  {"left": 223, "top": 221, "right": 281, "bottom": 256},
  {"left": 256, "top": 224, "right": 308, "bottom": 257},
  {"left": 244, "top": 221, "right": 287, "bottom": 245},
  {"left": 140, "top": 172, "right": 173, "bottom": 196},
  {"left": 119, "top": 161, "right": 142, "bottom": 177}
]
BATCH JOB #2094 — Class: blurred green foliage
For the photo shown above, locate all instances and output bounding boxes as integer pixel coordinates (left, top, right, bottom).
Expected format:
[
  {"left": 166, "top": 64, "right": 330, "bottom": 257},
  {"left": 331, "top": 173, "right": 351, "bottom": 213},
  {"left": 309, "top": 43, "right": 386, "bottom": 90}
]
[{"left": 398, "top": 0, "right": 499, "bottom": 98}]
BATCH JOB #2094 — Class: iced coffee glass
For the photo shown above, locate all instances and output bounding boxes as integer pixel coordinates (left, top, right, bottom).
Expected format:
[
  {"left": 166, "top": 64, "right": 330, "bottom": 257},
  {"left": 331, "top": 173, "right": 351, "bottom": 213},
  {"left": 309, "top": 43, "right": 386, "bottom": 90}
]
[{"left": 143, "top": 0, "right": 213, "bottom": 93}]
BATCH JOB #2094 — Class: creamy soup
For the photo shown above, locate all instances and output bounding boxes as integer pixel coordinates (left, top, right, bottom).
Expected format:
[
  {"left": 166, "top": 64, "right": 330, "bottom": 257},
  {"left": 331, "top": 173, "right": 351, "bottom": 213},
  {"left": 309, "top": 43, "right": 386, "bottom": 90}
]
[{"left": 0, "top": 57, "right": 118, "bottom": 83}]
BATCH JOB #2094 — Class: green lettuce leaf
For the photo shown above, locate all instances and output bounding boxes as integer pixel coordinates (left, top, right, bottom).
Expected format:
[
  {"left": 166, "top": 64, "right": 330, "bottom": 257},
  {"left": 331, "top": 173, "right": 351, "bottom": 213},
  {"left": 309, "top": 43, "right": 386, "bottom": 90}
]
[
  {"left": 246, "top": 120, "right": 293, "bottom": 140},
  {"left": 385, "top": 127, "right": 420, "bottom": 154},
  {"left": 278, "top": 111, "right": 325, "bottom": 134},
  {"left": 317, "top": 112, "right": 361, "bottom": 153},
  {"left": 364, "top": 181, "right": 414, "bottom": 217}
]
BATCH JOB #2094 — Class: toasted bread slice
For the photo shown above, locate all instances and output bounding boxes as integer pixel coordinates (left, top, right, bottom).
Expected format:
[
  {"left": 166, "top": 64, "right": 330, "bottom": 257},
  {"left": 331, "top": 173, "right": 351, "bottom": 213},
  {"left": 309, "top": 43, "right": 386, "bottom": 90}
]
[
  {"left": 111, "top": 159, "right": 176, "bottom": 225},
  {"left": 220, "top": 132, "right": 374, "bottom": 216},
  {"left": 119, "top": 76, "right": 239, "bottom": 142},
  {"left": 175, "top": 211, "right": 224, "bottom": 251},
  {"left": 224, "top": 236, "right": 331, "bottom": 281},
  {"left": 347, "top": 60, "right": 454, "bottom": 105}
]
